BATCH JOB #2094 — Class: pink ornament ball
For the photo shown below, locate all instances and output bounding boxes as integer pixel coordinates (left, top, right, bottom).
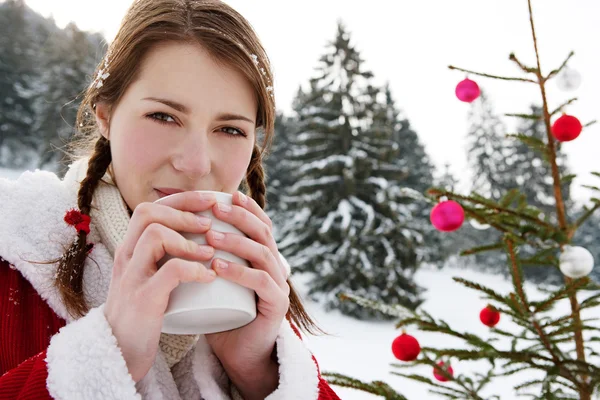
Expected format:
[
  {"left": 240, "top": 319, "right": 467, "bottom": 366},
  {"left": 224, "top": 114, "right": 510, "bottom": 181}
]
[
  {"left": 455, "top": 78, "right": 480, "bottom": 103},
  {"left": 431, "top": 200, "right": 465, "bottom": 232}
]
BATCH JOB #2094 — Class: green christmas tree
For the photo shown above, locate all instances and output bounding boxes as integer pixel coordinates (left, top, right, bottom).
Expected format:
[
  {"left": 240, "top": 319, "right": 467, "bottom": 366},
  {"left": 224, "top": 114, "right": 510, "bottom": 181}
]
[
  {"left": 277, "top": 22, "right": 431, "bottom": 319},
  {"left": 324, "top": 1, "right": 600, "bottom": 399}
]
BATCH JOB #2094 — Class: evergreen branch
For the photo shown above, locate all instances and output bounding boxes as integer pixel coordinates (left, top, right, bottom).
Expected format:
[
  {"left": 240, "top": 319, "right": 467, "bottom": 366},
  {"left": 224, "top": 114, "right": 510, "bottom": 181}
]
[
  {"left": 321, "top": 372, "right": 408, "bottom": 400},
  {"left": 540, "top": 314, "right": 574, "bottom": 329},
  {"left": 550, "top": 98, "right": 578, "bottom": 116},
  {"left": 580, "top": 185, "right": 600, "bottom": 193},
  {"left": 428, "top": 189, "right": 557, "bottom": 232},
  {"left": 583, "top": 120, "right": 597, "bottom": 129},
  {"left": 506, "top": 134, "right": 548, "bottom": 157},
  {"left": 504, "top": 237, "right": 582, "bottom": 385},
  {"left": 460, "top": 243, "right": 505, "bottom": 256},
  {"left": 495, "top": 365, "right": 532, "bottom": 377},
  {"left": 562, "top": 174, "right": 577, "bottom": 186},
  {"left": 452, "top": 277, "right": 510, "bottom": 305},
  {"left": 448, "top": 65, "right": 537, "bottom": 83},
  {"left": 580, "top": 292, "right": 600, "bottom": 309},
  {"left": 531, "top": 278, "right": 589, "bottom": 313},
  {"left": 509, "top": 52, "right": 539, "bottom": 74},
  {"left": 505, "top": 238, "right": 530, "bottom": 311},
  {"left": 545, "top": 51, "right": 575, "bottom": 81},
  {"left": 338, "top": 293, "right": 413, "bottom": 319},
  {"left": 390, "top": 373, "right": 474, "bottom": 398},
  {"left": 504, "top": 113, "right": 542, "bottom": 120}
]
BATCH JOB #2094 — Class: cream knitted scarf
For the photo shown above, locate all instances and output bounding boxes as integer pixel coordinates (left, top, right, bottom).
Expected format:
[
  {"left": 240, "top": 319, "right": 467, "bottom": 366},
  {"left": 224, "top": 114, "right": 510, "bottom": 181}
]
[{"left": 88, "top": 167, "right": 199, "bottom": 369}]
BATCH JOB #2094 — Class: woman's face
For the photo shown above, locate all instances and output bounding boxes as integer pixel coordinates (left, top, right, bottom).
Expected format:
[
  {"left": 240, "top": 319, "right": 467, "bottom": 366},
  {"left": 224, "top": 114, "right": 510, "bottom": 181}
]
[{"left": 95, "top": 42, "right": 257, "bottom": 210}]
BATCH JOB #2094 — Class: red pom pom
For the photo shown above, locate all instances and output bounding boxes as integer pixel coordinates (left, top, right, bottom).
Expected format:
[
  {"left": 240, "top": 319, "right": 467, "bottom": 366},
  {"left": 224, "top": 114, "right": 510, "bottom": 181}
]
[
  {"left": 391, "top": 333, "right": 421, "bottom": 361},
  {"left": 433, "top": 361, "right": 454, "bottom": 382},
  {"left": 551, "top": 114, "right": 582, "bottom": 142},
  {"left": 480, "top": 305, "right": 500, "bottom": 327},
  {"left": 455, "top": 78, "right": 480, "bottom": 103},
  {"left": 430, "top": 200, "right": 465, "bottom": 232},
  {"left": 64, "top": 209, "right": 91, "bottom": 234},
  {"left": 64, "top": 209, "right": 84, "bottom": 225}
]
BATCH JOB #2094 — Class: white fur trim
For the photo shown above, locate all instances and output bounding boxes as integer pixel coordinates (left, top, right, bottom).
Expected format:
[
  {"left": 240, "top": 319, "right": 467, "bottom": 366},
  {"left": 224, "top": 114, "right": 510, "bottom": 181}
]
[
  {"left": 135, "top": 351, "right": 181, "bottom": 400},
  {"left": 0, "top": 159, "right": 112, "bottom": 323},
  {"left": 192, "top": 335, "right": 232, "bottom": 399},
  {"left": 266, "top": 321, "right": 320, "bottom": 400},
  {"left": 46, "top": 304, "right": 140, "bottom": 399}
]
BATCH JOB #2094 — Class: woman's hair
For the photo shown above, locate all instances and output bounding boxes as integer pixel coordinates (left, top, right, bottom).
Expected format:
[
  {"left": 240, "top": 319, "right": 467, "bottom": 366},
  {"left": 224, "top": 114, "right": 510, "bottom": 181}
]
[{"left": 58, "top": 0, "right": 323, "bottom": 335}]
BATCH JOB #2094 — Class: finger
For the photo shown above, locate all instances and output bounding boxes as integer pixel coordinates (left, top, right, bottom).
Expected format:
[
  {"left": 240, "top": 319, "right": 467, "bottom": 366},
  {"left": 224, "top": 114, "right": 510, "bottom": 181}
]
[
  {"left": 212, "top": 198, "right": 286, "bottom": 278},
  {"left": 232, "top": 191, "right": 273, "bottom": 232},
  {"left": 212, "top": 258, "right": 290, "bottom": 316},
  {"left": 212, "top": 201, "right": 278, "bottom": 253},
  {"left": 126, "top": 223, "right": 215, "bottom": 282},
  {"left": 120, "top": 191, "right": 217, "bottom": 259},
  {"left": 143, "top": 258, "right": 217, "bottom": 312},
  {"left": 205, "top": 230, "right": 286, "bottom": 286}
]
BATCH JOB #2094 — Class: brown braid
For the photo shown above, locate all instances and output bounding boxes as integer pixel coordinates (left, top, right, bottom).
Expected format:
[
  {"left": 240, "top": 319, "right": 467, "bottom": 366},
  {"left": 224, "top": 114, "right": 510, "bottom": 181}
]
[
  {"left": 245, "top": 145, "right": 326, "bottom": 336},
  {"left": 55, "top": 137, "right": 112, "bottom": 319}
]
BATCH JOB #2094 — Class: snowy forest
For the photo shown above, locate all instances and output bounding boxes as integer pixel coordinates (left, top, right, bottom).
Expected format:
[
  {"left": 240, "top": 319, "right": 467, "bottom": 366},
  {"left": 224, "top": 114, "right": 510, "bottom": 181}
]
[{"left": 2, "top": 0, "right": 600, "bottom": 325}]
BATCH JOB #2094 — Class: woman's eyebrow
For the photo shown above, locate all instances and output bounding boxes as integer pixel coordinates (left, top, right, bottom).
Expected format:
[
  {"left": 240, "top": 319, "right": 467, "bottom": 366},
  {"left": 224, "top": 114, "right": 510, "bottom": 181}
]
[{"left": 142, "top": 97, "right": 255, "bottom": 124}]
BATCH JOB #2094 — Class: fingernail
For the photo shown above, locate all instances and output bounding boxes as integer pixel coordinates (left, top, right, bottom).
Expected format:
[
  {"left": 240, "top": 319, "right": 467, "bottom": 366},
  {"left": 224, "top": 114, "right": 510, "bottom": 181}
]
[
  {"left": 211, "top": 231, "right": 225, "bottom": 240},
  {"left": 217, "top": 203, "right": 232, "bottom": 213},
  {"left": 196, "top": 215, "right": 211, "bottom": 227},
  {"left": 239, "top": 192, "right": 247, "bottom": 204},
  {"left": 208, "top": 269, "right": 217, "bottom": 277},
  {"left": 215, "top": 259, "right": 228, "bottom": 269},
  {"left": 198, "top": 245, "right": 214, "bottom": 256}
]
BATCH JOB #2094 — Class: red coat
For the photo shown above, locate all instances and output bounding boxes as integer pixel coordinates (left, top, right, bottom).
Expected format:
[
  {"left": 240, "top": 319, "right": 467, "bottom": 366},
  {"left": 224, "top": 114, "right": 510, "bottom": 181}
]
[{"left": 0, "top": 162, "right": 341, "bottom": 399}]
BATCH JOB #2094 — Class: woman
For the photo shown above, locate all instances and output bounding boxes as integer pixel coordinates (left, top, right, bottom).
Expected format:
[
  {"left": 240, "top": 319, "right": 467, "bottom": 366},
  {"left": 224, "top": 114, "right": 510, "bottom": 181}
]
[{"left": 0, "top": 0, "right": 340, "bottom": 399}]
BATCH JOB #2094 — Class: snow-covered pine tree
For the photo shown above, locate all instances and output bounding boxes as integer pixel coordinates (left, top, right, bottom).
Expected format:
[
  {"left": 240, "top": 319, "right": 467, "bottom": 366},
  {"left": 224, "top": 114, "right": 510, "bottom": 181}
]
[
  {"left": 466, "top": 90, "right": 509, "bottom": 201},
  {"left": 264, "top": 111, "right": 296, "bottom": 228},
  {"left": 32, "top": 22, "right": 101, "bottom": 171},
  {"left": 372, "top": 83, "right": 443, "bottom": 266},
  {"left": 0, "top": 0, "right": 36, "bottom": 167},
  {"left": 277, "top": 21, "right": 426, "bottom": 319},
  {"left": 461, "top": 90, "right": 507, "bottom": 272}
]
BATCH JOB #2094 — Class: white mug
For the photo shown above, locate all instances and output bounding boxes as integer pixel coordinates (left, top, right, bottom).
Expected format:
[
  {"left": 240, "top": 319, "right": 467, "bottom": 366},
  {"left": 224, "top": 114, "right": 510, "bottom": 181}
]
[{"left": 154, "top": 190, "right": 257, "bottom": 335}]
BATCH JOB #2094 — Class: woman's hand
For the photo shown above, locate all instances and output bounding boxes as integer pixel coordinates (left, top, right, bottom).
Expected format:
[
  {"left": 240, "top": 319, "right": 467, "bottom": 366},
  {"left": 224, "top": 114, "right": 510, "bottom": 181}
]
[
  {"left": 204, "top": 191, "right": 290, "bottom": 398},
  {"left": 103, "top": 191, "right": 219, "bottom": 382}
]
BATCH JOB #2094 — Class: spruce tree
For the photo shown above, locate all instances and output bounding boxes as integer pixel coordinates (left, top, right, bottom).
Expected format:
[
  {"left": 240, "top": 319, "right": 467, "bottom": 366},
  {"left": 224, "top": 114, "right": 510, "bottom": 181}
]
[
  {"left": 0, "top": 0, "right": 36, "bottom": 167},
  {"left": 33, "top": 23, "right": 101, "bottom": 171},
  {"left": 277, "top": 22, "right": 427, "bottom": 319}
]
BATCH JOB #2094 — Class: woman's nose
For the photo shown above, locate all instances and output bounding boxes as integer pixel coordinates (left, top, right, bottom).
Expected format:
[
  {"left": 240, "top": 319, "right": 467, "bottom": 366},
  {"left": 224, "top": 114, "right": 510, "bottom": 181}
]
[{"left": 171, "top": 133, "right": 212, "bottom": 178}]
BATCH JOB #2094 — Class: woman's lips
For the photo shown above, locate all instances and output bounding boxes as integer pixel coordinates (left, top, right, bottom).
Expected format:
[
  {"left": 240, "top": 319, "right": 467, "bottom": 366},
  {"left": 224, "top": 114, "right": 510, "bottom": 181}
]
[{"left": 155, "top": 188, "right": 185, "bottom": 198}]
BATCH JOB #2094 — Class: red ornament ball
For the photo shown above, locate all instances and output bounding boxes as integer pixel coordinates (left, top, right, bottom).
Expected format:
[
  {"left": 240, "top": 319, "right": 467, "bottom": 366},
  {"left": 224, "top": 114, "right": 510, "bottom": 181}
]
[
  {"left": 433, "top": 361, "right": 454, "bottom": 382},
  {"left": 455, "top": 78, "right": 480, "bottom": 103},
  {"left": 551, "top": 114, "right": 582, "bottom": 142},
  {"left": 430, "top": 200, "right": 465, "bottom": 232},
  {"left": 479, "top": 305, "right": 500, "bottom": 327},
  {"left": 391, "top": 333, "right": 421, "bottom": 361}
]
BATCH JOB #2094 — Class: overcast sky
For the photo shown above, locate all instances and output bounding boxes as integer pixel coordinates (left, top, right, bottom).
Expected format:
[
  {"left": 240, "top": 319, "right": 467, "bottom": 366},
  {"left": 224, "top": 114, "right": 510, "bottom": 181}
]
[{"left": 24, "top": 0, "right": 600, "bottom": 204}]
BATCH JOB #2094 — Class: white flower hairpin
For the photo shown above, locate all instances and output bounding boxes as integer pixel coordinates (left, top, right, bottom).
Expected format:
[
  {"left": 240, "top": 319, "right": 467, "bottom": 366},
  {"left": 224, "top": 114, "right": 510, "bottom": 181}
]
[{"left": 92, "top": 50, "right": 112, "bottom": 89}]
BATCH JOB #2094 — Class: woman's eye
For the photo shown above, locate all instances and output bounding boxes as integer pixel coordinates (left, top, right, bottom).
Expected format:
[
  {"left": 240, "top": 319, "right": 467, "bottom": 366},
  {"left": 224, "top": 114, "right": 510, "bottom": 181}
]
[
  {"left": 221, "top": 126, "right": 247, "bottom": 138},
  {"left": 147, "top": 112, "right": 176, "bottom": 124}
]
